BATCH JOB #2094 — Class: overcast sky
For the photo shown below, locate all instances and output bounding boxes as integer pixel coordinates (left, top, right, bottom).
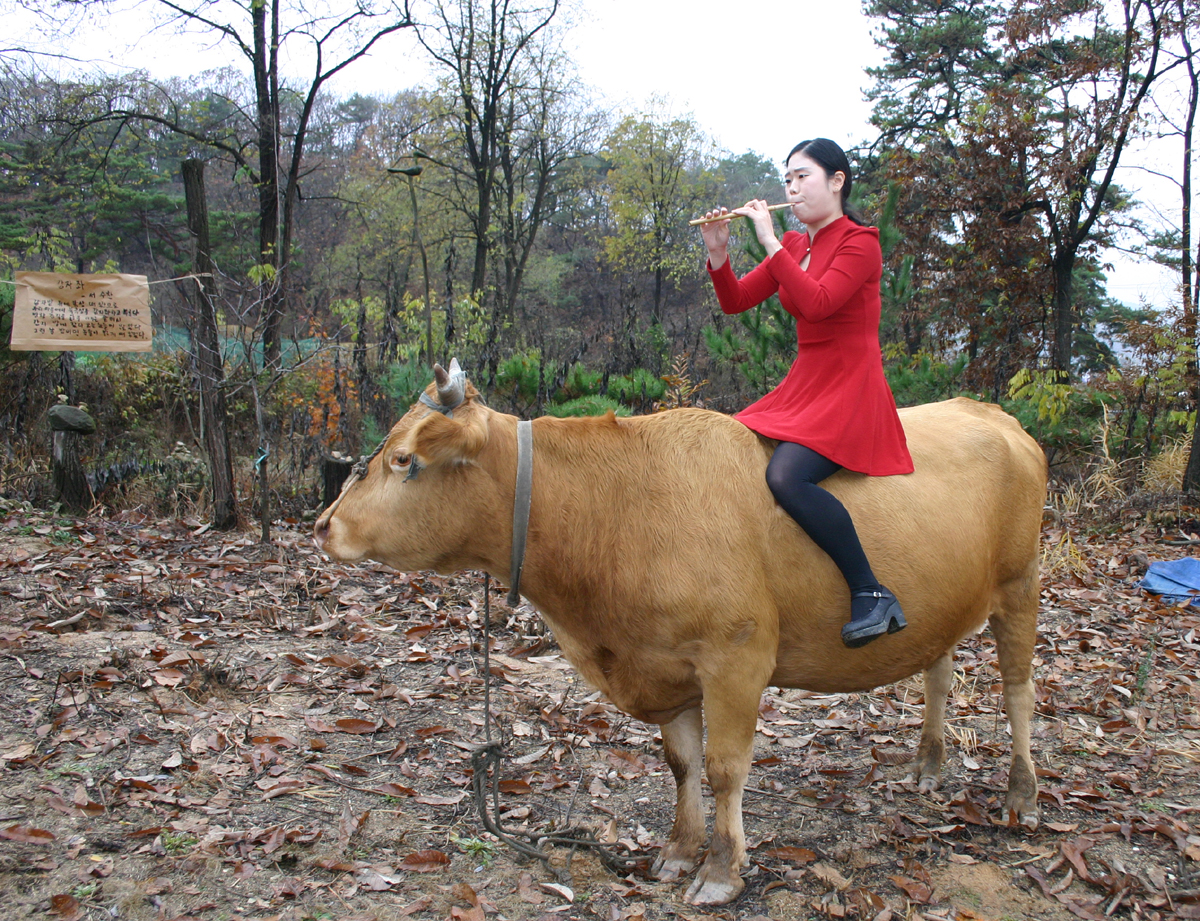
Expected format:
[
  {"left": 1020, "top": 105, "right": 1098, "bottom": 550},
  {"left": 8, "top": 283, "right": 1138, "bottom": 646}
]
[{"left": 9, "top": 0, "right": 1183, "bottom": 310}]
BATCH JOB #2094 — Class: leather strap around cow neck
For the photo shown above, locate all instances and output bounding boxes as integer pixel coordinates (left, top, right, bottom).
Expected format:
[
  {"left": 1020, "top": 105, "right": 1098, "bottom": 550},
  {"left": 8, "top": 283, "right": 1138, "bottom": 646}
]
[{"left": 507, "top": 420, "right": 533, "bottom": 606}]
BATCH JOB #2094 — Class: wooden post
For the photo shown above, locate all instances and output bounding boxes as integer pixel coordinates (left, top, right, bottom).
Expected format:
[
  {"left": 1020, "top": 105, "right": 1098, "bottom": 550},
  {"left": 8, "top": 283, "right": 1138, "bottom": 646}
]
[
  {"left": 321, "top": 454, "right": 355, "bottom": 509},
  {"left": 182, "top": 158, "right": 238, "bottom": 529},
  {"left": 48, "top": 404, "right": 95, "bottom": 511}
]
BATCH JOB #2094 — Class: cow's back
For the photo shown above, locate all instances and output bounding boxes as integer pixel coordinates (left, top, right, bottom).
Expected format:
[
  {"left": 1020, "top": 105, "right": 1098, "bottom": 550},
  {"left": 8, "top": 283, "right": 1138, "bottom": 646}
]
[
  {"left": 522, "top": 398, "right": 1044, "bottom": 708},
  {"left": 764, "top": 397, "right": 1046, "bottom": 691}
]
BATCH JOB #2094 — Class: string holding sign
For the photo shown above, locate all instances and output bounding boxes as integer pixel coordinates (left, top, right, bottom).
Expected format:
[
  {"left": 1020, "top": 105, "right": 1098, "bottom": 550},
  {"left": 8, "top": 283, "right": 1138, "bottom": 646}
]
[
  {"left": 9, "top": 272, "right": 152, "bottom": 353},
  {"left": 0, "top": 273, "right": 208, "bottom": 289}
]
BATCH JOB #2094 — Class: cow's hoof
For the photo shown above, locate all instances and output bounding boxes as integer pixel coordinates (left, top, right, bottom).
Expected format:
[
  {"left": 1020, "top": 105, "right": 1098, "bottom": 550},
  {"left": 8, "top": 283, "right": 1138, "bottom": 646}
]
[
  {"left": 917, "top": 774, "right": 940, "bottom": 794},
  {"left": 652, "top": 854, "right": 695, "bottom": 882},
  {"left": 684, "top": 870, "right": 743, "bottom": 906},
  {"left": 1007, "top": 808, "right": 1039, "bottom": 830}
]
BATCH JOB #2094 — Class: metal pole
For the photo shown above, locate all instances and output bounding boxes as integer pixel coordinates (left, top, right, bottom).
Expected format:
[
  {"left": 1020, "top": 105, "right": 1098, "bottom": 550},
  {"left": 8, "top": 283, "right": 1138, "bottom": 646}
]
[
  {"left": 388, "top": 163, "right": 433, "bottom": 364},
  {"left": 408, "top": 176, "right": 433, "bottom": 364}
]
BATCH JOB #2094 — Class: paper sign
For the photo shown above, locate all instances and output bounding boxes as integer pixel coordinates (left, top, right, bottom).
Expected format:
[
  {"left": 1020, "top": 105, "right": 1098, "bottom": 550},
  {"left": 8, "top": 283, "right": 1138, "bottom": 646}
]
[{"left": 10, "top": 272, "right": 152, "bottom": 352}]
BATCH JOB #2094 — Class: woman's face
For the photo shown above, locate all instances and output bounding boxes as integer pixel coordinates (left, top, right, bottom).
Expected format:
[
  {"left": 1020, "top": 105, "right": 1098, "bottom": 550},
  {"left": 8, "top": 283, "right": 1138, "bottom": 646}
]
[{"left": 784, "top": 151, "right": 845, "bottom": 230}]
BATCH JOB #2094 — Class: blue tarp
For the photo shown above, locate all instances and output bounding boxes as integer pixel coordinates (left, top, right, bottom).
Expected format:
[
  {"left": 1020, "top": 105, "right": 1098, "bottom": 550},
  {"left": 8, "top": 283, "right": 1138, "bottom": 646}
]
[{"left": 1138, "top": 558, "right": 1200, "bottom": 606}]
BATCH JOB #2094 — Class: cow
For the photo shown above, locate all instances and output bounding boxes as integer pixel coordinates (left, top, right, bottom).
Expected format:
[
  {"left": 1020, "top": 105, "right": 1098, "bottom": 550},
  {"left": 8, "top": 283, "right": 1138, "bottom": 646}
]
[{"left": 314, "top": 362, "right": 1047, "bottom": 906}]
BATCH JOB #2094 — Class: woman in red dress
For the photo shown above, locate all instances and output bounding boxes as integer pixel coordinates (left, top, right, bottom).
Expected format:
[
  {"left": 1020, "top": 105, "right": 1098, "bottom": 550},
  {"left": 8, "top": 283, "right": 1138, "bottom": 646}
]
[{"left": 700, "top": 138, "right": 913, "bottom": 648}]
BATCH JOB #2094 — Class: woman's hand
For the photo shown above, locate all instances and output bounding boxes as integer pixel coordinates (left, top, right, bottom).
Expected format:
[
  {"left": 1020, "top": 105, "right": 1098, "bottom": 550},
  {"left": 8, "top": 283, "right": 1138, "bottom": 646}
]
[
  {"left": 733, "top": 199, "right": 783, "bottom": 257},
  {"left": 699, "top": 207, "right": 733, "bottom": 268}
]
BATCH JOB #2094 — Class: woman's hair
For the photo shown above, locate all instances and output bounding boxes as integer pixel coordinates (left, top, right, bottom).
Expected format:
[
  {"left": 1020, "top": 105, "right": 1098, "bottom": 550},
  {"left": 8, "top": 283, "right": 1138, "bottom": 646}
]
[{"left": 785, "top": 138, "right": 865, "bottom": 226}]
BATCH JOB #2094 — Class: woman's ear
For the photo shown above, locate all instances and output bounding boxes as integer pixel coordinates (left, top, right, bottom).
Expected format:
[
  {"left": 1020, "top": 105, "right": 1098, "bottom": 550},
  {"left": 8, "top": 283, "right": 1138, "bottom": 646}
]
[{"left": 830, "top": 170, "right": 846, "bottom": 194}]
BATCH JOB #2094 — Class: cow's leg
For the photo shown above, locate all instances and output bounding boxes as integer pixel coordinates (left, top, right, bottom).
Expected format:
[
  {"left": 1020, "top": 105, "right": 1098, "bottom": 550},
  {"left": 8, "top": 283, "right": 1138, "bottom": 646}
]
[
  {"left": 653, "top": 705, "right": 704, "bottom": 881},
  {"left": 914, "top": 651, "right": 954, "bottom": 793},
  {"left": 683, "top": 679, "right": 763, "bottom": 906},
  {"left": 989, "top": 566, "right": 1040, "bottom": 829}
]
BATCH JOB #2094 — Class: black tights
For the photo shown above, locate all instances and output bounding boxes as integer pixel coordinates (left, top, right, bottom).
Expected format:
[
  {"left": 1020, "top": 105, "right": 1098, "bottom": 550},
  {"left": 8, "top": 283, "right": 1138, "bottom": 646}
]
[{"left": 765, "top": 442, "right": 882, "bottom": 612}]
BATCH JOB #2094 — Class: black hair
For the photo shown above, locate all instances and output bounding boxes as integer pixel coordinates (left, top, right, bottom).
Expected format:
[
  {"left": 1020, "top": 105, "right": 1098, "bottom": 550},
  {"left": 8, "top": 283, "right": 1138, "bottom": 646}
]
[{"left": 785, "top": 138, "right": 865, "bottom": 226}]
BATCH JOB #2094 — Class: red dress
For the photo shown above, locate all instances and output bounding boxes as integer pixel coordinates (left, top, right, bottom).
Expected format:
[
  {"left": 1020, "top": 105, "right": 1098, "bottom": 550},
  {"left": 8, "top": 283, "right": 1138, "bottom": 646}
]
[{"left": 708, "top": 215, "right": 913, "bottom": 476}]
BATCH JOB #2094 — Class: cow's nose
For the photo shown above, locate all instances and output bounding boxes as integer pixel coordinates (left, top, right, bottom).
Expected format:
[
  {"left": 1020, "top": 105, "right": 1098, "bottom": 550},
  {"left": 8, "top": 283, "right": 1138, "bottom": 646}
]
[{"left": 313, "top": 515, "right": 330, "bottom": 549}]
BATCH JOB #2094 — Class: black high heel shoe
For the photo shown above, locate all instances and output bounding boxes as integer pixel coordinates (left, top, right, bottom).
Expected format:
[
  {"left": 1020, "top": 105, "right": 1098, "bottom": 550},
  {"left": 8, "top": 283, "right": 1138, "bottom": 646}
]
[{"left": 842, "top": 587, "right": 907, "bottom": 648}]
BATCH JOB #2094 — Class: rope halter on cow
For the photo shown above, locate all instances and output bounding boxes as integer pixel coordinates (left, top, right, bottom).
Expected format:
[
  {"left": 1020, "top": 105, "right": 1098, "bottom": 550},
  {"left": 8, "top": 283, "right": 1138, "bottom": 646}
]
[
  {"left": 404, "top": 359, "right": 467, "bottom": 482},
  {"left": 322, "top": 360, "right": 468, "bottom": 523}
]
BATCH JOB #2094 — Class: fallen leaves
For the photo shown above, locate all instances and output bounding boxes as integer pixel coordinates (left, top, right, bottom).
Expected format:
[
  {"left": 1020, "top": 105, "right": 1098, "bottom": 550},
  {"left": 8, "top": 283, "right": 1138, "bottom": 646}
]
[
  {"left": 48, "top": 894, "right": 83, "bottom": 921},
  {"left": 0, "top": 824, "right": 55, "bottom": 844},
  {"left": 399, "top": 849, "right": 451, "bottom": 872},
  {"left": 333, "top": 718, "right": 382, "bottom": 734},
  {"left": 0, "top": 512, "right": 1197, "bottom": 921},
  {"left": 539, "top": 881, "right": 575, "bottom": 902},
  {"left": 762, "top": 845, "right": 818, "bottom": 866},
  {"left": 888, "top": 873, "right": 933, "bottom": 903},
  {"left": 412, "top": 792, "right": 468, "bottom": 806}
]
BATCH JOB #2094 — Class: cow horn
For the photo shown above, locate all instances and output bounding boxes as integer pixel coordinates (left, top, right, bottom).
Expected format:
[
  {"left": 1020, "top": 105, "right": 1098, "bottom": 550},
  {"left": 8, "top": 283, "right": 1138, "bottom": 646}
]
[{"left": 434, "top": 358, "right": 465, "bottom": 407}]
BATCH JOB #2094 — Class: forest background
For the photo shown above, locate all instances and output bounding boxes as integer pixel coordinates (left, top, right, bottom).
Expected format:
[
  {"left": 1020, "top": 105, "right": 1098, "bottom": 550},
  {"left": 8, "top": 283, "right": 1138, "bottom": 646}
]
[{"left": 2, "top": 0, "right": 1200, "bottom": 528}]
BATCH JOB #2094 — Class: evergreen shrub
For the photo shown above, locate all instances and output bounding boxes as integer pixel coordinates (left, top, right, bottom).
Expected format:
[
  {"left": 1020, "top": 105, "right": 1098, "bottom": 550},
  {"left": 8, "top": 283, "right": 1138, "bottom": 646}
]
[{"left": 545, "top": 395, "right": 630, "bottom": 418}]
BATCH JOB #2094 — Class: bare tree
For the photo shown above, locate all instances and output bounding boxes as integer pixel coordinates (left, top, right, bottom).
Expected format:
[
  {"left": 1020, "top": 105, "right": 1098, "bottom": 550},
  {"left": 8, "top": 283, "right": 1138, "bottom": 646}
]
[
  {"left": 1174, "top": 0, "right": 1200, "bottom": 489},
  {"left": 413, "top": 0, "right": 560, "bottom": 301},
  {"left": 22, "top": 0, "right": 415, "bottom": 367}
]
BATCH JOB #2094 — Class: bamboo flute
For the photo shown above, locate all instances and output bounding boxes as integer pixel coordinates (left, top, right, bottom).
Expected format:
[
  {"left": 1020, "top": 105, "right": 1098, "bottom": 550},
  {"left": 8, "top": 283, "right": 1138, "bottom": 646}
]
[{"left": 688, "top": 203, "right": 795, "bottom": 226}]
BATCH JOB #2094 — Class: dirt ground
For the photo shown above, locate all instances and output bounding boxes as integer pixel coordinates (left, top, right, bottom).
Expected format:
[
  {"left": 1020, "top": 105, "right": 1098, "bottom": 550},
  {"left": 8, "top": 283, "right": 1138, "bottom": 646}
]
[{"left": 0, "top": 502, "right": 1198, "bottom": 921}]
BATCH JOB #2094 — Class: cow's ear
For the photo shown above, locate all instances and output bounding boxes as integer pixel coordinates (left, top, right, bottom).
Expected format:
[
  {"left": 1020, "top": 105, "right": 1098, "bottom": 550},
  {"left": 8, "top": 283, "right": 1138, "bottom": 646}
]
[{"left": 406, "top": 411, "right": 489, "bottom": 468}]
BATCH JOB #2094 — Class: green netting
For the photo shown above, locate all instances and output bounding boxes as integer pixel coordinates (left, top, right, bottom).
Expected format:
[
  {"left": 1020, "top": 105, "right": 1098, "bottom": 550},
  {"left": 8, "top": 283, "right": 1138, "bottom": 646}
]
[{"left": 74, "top": 326, "right": 323, "bottom": 367}]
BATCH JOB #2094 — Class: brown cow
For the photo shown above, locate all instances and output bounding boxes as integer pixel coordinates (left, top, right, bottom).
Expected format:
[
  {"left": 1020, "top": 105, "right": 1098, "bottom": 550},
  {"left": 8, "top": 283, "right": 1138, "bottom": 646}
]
[{"left": 315, "top": 363, "right": 1046, "bottom": 905}]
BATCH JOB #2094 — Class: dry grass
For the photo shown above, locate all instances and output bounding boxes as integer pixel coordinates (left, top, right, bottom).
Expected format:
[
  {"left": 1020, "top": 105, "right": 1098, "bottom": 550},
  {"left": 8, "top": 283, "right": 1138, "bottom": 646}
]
[
  {"left": 1041, "top": 529, "right": 1091, "bottom": 580},
  {"left": 1045, "top": 412, "right": 1195, "bottom": 527},
  {"left": 1140, "top": 436, "right": 1189, "bottom": 493}
]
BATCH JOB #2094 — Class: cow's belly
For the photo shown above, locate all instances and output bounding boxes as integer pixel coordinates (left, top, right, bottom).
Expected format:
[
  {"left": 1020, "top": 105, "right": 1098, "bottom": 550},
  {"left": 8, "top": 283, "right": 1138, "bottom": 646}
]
[
  {"left": 545, "top": 617, "right": 708, "bottom": 724},
  {"left": 770, "top": 586, "right": 993, "bottom": 693}
]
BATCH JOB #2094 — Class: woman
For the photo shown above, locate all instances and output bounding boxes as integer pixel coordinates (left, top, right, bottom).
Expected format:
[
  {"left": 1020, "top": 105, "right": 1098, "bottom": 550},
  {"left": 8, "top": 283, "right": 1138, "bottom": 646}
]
[{"left": 700, "top": 138, "right": 913, "bottom": 648}]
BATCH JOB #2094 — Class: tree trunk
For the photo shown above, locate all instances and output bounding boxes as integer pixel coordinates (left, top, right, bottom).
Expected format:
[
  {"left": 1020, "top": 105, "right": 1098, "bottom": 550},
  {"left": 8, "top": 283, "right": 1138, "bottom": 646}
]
[
  {"left": 1181, "top": 0, "right": 1196, "bottom": 400},
  {"left": 1051, "top": 252, "right": 1076, "bottom": 377},
  {"left": 254, "top": 0, "right": 283, "bottom": 368},
  {"left": 1181, "top": 2, "right": 1200, "bottom": 493},
  {"left": 182, "top": 158, "right": 238, "bottom": 529},
  {"left": 56, "top": 351, "right": 76, "bottom": 404},
  {"left": 472, "top": 194, "right": 491, "bottom": 299},
  {"left": 259, "top": 456, "right": 271, "bottom": 544},
  {"left": 653, "top": 265, "right": 663, "bottom": 329}
]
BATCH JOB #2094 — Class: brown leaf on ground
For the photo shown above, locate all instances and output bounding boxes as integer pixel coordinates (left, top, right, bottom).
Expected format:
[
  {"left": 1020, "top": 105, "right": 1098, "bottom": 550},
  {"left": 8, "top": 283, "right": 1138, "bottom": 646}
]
[
  {"left": 338, "top": 803, "right": 369, "bottom": 848},
  {"left": 334, "top": 718, "right": 381, "bottom": 734},
  {"left": 399, "top": 849, "right": 451, "bottom": 872},
  {"left": 399, "top": 895, "right": 433, "bottom": 916},
  {"left": 354, "top": 865, "right": 402, "bottom": 890},
  {"left": 48, "top": 894, "right": 83, "bottom": 921},
  {"left": 888, "top": 874, "right": 933, "bottom": 903},
  {"left": 412, "top": 792, "right": 467, "bottom": 806},
  {"left": 762, "top": 845, "right": 818, "bottom": 865},
  {"left": 0, "top": 825, "right": 55, "bottom": 844},
  {"left": 1060, "top": 836, "right": 1098, "bottom": 883},
  {"left": 516, "top": 871, "right": 545, "bottom": 904},
  {"left": 811, "top": 862, "right": 851, "bottom": 891}
]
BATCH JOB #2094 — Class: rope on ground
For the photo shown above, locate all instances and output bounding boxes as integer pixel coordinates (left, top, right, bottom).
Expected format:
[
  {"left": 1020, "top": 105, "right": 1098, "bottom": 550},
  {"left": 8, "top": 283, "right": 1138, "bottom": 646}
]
[{"left": 470, "top": 573, "right": 651, "bottom": 882}]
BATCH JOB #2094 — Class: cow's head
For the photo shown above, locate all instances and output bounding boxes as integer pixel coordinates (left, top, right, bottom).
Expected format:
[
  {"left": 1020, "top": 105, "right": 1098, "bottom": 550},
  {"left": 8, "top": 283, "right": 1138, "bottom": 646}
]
[{"left": 313, "top": 360, "right": 500, "bottom": 572}]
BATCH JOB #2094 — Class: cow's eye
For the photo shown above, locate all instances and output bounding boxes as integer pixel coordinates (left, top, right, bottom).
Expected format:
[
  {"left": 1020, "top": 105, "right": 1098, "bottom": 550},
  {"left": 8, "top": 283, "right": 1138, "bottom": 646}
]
[{"left": 390, "top": 453, "right": 412, "bottom": 472}]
